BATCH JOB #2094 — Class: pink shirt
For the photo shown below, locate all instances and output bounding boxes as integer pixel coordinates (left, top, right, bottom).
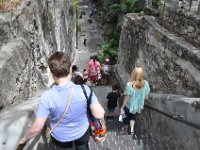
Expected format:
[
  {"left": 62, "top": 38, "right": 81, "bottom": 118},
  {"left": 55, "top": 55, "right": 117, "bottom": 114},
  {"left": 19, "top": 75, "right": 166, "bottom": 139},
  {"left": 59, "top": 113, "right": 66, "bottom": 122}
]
[
  {"left": 88, "top": 60, "right": 100, "bottom": 78},
  {"left": 88, "top": 60, "right": 100, "bottom": 68}
]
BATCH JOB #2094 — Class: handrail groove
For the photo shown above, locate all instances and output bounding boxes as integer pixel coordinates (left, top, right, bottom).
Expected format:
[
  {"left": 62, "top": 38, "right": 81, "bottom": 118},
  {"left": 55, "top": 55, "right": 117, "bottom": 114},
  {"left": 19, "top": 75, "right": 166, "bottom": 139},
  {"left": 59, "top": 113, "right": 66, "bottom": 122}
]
[{"left": 145, "top": 104, "right": 200, "bottom": 130}]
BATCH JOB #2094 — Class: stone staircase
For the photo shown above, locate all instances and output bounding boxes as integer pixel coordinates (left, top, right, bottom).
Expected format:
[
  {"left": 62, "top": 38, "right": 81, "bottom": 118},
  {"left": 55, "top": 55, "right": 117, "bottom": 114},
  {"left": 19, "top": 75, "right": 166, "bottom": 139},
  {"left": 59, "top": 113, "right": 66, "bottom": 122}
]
[
  {"left": 89, "top": 117, "right": 172, "bottom": 150},
  {"left": 1, "top": 0, "right": 196, "bottom": 149}
]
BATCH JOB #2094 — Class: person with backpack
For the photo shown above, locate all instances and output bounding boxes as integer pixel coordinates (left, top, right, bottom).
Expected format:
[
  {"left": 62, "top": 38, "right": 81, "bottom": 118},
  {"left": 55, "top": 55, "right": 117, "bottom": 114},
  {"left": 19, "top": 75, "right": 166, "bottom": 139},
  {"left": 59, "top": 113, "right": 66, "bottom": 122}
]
[
  {"left": 16, "top": 52, "right": 105, "bottom": 150},
  {"left": 88, "top": 55, "right": 100, "bottom": 86}
]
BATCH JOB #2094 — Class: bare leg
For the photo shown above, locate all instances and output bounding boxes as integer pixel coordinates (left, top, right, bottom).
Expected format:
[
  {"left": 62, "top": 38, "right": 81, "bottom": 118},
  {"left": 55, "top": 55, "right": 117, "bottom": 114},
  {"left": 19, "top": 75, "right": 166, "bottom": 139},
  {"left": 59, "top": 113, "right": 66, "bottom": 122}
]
[
  {"left": 130, "top": 120, "right": 135, "bottom": 134},
  {"left": 102, "top": 77, "right": 104, "bottom": 85},
  {"left": 101, "top": 77, "right": 103, "bottom": 85},
  {"left": 90, "top": 80, "right": 93, "bottom": 86},
  {"left": 104, "top": 78, "right": 107, "bottom": 85}
]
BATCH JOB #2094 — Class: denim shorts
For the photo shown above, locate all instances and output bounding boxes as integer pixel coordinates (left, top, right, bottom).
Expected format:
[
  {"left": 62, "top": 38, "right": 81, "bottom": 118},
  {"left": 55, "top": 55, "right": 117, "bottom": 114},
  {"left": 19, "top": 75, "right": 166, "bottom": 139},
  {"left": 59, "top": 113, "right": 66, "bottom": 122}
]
[{"left": 123, "top": 107, "right": 137, "bottom": 125}]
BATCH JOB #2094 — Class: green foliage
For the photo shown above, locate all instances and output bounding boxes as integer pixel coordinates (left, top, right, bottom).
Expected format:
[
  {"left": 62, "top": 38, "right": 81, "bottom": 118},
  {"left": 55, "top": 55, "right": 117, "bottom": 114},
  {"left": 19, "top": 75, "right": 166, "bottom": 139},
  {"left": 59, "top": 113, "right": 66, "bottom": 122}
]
[
  {"left": 153, "top": 0, "right": 161, "bottom": 8},
  {"left": 0, "top": 0, "right": 6, "bottom": 4},
  {"left": 92, "top": 0, "right": 139, "bottom": 64},
  {"left": 121, "top": 0, "right": 138, "bottom": 13},
  {"left": 104, "top": 4, "right": 122, "bottom": 23},
  {"left": 98, "top": 43, "right": 118, "bottom": 64},
  {"left": 72, "top": 0, "right": 79, "bottom": 8}
]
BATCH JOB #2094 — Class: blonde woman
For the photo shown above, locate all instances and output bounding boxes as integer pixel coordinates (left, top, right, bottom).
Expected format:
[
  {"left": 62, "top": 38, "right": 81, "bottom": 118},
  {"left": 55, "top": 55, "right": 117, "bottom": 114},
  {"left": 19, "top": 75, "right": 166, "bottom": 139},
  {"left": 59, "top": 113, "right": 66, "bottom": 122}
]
[{"left": 120, "top": 67, "right": 150, "bottom": 135}]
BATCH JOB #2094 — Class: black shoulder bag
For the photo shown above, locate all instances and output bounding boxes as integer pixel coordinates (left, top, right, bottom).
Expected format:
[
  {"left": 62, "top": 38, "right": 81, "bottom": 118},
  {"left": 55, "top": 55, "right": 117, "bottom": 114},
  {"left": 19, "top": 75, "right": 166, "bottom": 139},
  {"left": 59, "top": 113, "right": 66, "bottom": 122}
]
[{"left": 80, "top": 85, "right": 107, "bottom": 142}]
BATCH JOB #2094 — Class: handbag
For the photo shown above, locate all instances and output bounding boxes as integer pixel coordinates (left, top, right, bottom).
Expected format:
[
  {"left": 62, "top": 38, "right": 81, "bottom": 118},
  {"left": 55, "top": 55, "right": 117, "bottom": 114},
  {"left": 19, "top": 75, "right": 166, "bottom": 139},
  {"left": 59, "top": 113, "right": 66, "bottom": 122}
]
[
  {"left": 81, "top": 85, "right": 107, "bottom": 142},
  {"left": 118, "top": 113, "right": 126, "bottom": 122},
  {"left": 118, "top": 114, "right": 123, "bottom": 122},
  {"left": 45, "top": 86, "right": 74, "bottom": 144}
]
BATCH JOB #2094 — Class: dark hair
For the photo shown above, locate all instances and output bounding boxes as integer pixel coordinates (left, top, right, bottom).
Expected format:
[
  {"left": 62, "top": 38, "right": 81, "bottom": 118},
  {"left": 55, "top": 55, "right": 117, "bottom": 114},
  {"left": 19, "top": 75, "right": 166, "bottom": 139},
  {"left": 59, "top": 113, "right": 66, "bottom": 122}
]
[
  {"left": 74, "top": 75, "right": 84, "bottom": 85},
  {"left": 93, "top": 55, "right": 98, "bottom": 64},
  {"left": 112, "top": 85, "right": 118, "bottom": 91},
  {"left": 48, "top": 52, "right": 71, "bottom": 78},
  {"left": 83, "top": 69, "right": 86, "bottom": 72},
  {"left": 72, "top": 65, "right": 78, "bottom": 73}
]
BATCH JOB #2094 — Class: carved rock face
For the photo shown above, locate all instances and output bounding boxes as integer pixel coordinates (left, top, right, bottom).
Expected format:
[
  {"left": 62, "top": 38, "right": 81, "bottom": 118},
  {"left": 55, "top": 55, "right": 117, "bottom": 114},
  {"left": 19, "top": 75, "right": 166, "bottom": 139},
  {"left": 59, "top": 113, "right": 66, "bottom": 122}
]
[
  {"left": 117, "top": 14, "right": 200, "bottom": 97},
  {"left": 116, "top": 13, "right": 200, "bottom": 150},
  {"left": 0, "top": 0, "right": 76, "bottom": 110}
]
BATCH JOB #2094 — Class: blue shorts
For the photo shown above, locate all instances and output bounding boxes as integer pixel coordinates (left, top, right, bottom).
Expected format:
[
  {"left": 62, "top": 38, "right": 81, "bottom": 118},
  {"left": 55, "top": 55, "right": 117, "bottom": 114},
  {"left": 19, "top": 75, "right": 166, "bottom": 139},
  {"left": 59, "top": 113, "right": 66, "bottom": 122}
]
[{"left": 123, "top": 107, "right": 137, "bottom": 125}]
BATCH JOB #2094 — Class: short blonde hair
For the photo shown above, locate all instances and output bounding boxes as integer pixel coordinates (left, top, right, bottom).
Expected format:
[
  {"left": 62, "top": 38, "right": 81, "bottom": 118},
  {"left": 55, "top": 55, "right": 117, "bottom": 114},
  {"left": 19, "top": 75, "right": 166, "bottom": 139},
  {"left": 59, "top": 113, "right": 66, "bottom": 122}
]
[{"left": 130, "top": 67, "right": 145, "bottom": 89}]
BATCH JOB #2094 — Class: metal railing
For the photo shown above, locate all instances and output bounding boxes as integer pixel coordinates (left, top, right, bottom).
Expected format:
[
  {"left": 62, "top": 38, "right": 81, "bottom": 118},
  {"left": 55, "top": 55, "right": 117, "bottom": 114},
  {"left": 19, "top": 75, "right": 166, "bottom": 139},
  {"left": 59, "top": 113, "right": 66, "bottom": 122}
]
[{"left": 114, "top": 67, "right": 200, "bottom": 130}]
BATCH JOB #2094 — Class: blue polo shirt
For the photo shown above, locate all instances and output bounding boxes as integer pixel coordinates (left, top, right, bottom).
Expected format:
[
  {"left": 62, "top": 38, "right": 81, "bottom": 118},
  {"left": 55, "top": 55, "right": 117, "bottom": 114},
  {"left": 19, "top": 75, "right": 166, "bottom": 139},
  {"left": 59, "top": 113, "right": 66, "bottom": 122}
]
[{"left": 37, "top": 82, "right": 97, "bottom": 142}]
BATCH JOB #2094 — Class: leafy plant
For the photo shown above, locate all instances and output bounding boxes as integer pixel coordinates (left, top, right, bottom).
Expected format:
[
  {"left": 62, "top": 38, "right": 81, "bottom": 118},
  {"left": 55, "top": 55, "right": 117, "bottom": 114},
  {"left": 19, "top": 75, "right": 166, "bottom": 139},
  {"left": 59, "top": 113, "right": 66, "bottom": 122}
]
[
  {"left": 72, "top": 0, "right": 79, "bottom": 8},
  {"left": 104, "top": 4, "right": 122, "bottom": 23},
  {"left": 153, "top": 0, "right": 161, "bottom": 8},
  {"left": 0, "top": 0, "right": 6, "bottom": 4},
  {"left": 121, "top": 0, "right": 137, "bottom": 13},
  {"left": 92, "top": 0, "right": 139, "bottom": 64},
  {"left": 98, "top": 43, "right": 118, "bottom": 64}
]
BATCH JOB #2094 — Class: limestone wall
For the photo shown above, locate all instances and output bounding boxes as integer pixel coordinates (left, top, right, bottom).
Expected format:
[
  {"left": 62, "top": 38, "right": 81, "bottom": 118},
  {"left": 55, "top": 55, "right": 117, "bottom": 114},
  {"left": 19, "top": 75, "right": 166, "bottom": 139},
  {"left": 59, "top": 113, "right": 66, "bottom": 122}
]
[
  {"left": 143, "top": 94, "right": 200, "bottom": 150},
  {"left": 162, "top": 7, "right": 200, "bottom": 47},
  {"left": 116, "top": 13, "right": 200, "bottom": 149},
  {"left": 0, "top": 0, "right": 76, "bottom": 110},
  {"left": 117, "top": 13, "right": 200, "bottom": 97}
]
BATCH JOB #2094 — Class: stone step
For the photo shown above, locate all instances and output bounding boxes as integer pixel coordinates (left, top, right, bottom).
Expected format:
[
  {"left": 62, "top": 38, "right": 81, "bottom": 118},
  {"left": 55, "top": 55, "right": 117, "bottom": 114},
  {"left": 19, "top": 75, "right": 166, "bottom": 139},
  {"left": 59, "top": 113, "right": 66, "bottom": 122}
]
[
  {"left": 89, "top": 141, "right": 169, "bottom": 150},
  {"left": 89, "top": 129, "right": 172, "bottom": 150}
]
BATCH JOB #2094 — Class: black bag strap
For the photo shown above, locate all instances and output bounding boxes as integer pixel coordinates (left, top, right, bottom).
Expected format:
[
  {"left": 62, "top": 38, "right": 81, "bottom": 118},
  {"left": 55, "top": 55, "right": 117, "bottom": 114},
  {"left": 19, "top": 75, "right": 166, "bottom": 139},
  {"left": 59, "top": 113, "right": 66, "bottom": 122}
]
[{"left": 81, "top": 85, "right": 93, "bottom": 117}]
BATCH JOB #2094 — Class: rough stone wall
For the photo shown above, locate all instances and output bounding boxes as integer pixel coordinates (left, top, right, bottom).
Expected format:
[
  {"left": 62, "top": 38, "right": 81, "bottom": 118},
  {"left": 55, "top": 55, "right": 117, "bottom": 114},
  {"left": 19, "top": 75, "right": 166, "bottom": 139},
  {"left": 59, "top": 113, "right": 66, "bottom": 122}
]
[
  {"left": 0, "top": 0, "right": 76, "bottom": 110},
  {"left": 162, "top": 7, "right": 200, "bottom": 47},
  {"left": 142, "top": 94, "right": 200, "bottom": 150},
  {"left": 163, "top": 0, "right": 200, "bottom": 13},
  {"left": 117, "top": 13, "right": 200, "bottom": 97},
  {"left": 116, "top": 13, "right": 200, "bottom": 149}
]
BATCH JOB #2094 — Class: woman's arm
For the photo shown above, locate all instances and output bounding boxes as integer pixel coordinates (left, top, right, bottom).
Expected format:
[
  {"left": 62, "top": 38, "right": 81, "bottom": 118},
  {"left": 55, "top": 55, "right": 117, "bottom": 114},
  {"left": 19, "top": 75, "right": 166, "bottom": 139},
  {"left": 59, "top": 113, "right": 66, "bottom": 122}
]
[
  {"left": 90, "top": 101, "right": 105, "bottom": 119},
  {"left": 120, "top": 95, "right": 129, "bottom": 114},
  {"left": 17, "top": 117, "right": 46, "bottom": 147}
]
